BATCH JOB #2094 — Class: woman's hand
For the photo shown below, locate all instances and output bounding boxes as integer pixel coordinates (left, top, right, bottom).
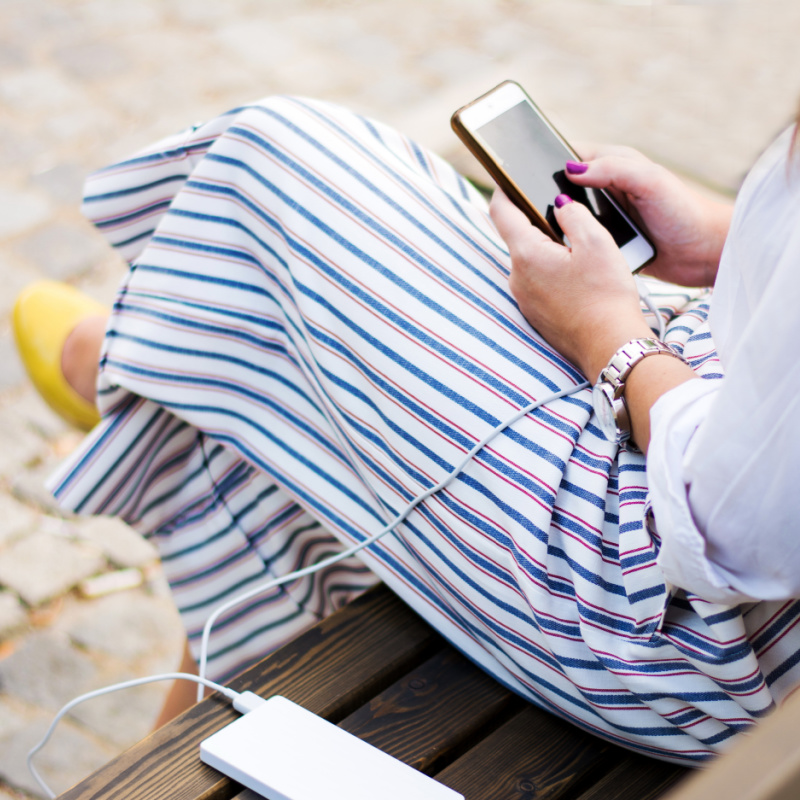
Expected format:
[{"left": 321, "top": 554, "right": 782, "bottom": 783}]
[
  {"left": 566, "top": 145, "right": 733, "bottom": 288},
  {"left": 490, "top": 189, "right": 653, "bottom": 383}
]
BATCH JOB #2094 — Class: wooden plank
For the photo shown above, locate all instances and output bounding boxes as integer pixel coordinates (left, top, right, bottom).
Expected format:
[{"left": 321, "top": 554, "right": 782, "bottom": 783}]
[
  {"left": 662, "top": 690, "right": 800, "bottom": 800},
  {"left": 338, "top": 648, "right": 522, "bottom": 774},
  {"left": 573, "top": 755, "right": 687, "bottom": 800},
  {"left": 57, "top": 585, "right": 440, "bottom": 800},
  {"left": 433, "top": 703, "right": 624, "bottom": 800}
]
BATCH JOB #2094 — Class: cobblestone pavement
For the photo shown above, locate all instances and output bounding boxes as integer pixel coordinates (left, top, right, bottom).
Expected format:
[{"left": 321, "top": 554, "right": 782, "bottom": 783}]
[{"left": 1, "top": 0, "right": 799, "bottom": 796}]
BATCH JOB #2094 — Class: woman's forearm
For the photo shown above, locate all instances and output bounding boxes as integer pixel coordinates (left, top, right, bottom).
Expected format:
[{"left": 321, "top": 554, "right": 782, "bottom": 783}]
[{"left": 624, "top": 355, "right": 699, "bottom": 454}]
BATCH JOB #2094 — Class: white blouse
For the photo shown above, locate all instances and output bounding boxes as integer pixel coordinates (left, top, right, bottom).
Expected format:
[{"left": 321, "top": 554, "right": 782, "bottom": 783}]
[{"left": 649, "top": 126, "right": 800, "bottom": 605}]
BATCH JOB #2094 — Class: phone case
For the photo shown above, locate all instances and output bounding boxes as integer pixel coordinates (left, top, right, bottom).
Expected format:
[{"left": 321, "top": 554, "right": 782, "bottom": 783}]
[{"left": 451, "top": 81, "right": 562, "bottom": 241}]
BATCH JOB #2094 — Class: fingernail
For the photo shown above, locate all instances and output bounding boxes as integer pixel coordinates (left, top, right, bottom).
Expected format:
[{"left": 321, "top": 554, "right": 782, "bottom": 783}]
[
  {"left": 554, "top": 194, "right": 573, "bottom": 208},
  {"left": 566, "top": 160, "right": 589, "bottom": 175}
]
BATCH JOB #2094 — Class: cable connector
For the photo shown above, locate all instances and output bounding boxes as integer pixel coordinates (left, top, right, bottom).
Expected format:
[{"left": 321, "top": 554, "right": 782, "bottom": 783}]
[{"left": 233, "top": 690, "right": 268, "bottom": 714}]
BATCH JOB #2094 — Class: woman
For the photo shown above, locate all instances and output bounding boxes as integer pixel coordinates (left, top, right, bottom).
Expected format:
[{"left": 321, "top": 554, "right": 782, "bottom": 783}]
[{"left": 14, "top": 96, "right": 800, "bottom": 764}]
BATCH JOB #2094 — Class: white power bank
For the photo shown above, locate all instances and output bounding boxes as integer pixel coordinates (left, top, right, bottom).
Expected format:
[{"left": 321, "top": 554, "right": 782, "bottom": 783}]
[{"left": 200, "top": 696, "right": 463, "bottom": 800}]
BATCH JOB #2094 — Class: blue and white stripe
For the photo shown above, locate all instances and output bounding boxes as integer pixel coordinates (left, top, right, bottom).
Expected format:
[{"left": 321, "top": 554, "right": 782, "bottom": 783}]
[{"left": 50, "top": 96, "right": 800, "bottom": 764}]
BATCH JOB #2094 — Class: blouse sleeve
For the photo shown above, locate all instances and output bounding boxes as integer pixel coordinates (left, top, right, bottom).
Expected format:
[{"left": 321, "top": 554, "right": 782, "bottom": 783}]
[{"left": 648, "top": 197, "right": 800, "bottom": 604}]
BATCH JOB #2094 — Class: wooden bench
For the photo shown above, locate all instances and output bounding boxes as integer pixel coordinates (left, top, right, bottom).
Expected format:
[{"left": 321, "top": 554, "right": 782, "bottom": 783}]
[{"left": 55, "top": 584, "right": 800, "bottom": 800}]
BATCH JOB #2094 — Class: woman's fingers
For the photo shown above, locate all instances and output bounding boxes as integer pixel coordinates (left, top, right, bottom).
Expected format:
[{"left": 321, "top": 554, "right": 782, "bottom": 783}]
[
  {"left": 565, "top": 154, "right": 658, "bottom": 201},
  {"left": 552, "top": 195, "right": 617, "bottom": 256},
  {"left": 489, "top": 189, "right": 554, "bottom": 254}
]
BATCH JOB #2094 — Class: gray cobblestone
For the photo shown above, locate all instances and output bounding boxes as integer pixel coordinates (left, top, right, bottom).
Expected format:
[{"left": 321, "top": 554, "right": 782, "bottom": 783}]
[
  {"left": 12, "top": 222, "right": 107, "bottom": 282},
  {"left": 0, "top": 410, "right": 47, "bottom": 481},
  {"left": 0, "top": 532, "right": 105, "bottom": 606},
  {"left": 0, "top": 700, "right": 115, "bottom": 798},
  {"left": 0, "top": 592, "right": 26, "bottom": 638},
  {"left": 0, "top": 630, "right": 97, "bottom": 710},
  {"left": 29, "top": 163, "right": 87, "bottom": 206},
  {"left": 52, "top": 40, "right": 131, "bottom": 83},
  {"left": 0, "top": 493, "right": 38, "bottom": 546},
  {"left": 9, "top": 459, "right": 74, "bottom": 516},
  {"left": 4, "top": 388, "right": 72, "bottom": 443},
  {"left": 72, "top": 517, "right": 158, "bottom": 569},
  {"left": 66, "top": 673, "right": 166, "bottom": 748},
  {"left": 0, "top": 188, "right": 51, "bottom": 240},
  {"left": 0, "top": 67, "right": 85, "bottom": 117},
  {"left": 0, "top": 254, "right": 42, "bottom": 319},
  {"left": 0, "top": 127, "right": 46, "bottom": 173},
  {"left": 61, "top": 592, "right": 179, "bottom": 661},
  {"left": 0, "top": 329, "right": 27, "bottom": 394}
]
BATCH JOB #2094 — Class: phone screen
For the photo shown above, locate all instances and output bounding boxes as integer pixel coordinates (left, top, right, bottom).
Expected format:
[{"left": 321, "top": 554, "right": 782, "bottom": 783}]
[{"left": 473, "top": 100, "right": 636, "bottom": 247}]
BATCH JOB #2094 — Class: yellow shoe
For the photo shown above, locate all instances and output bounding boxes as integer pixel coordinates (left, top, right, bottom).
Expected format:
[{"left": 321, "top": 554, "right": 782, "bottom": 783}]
[{"left": 13, "top": 281, "right": 107, "bottom": 431}]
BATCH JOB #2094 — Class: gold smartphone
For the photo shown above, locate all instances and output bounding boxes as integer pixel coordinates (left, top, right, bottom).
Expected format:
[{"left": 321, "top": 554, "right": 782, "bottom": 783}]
[{"left": 452, "top": 80, "right": 655, "bottom": 273}]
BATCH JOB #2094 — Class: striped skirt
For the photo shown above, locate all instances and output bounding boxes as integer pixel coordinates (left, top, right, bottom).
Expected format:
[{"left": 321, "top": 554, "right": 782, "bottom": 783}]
[{"left": 51, "top": 96, "right": 800, "bottom": 764}]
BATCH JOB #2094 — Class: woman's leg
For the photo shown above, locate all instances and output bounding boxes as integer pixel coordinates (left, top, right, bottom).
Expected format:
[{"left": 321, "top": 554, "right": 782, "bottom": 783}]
[{"left": 61, "top": 314, "right": 108, "bottom": 403}]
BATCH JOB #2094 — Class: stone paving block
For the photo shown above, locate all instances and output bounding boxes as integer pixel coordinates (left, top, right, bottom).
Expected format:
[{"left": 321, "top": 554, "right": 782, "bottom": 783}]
[
  {"left": 81, "top": 0, "right": 163, "bottom": 31},
  {"left": 3, "top": 387, "right": 72, "bottom": 443},
  {"left": 66, "top": 670, "right": 166, "bottom": 748},
  {"left": 60, "top": 591, "right": 183, "bottom": 661},
  {"left": 29, "top": 163, "right": 87, "bottom": 207},
  {"left": 0, "top": 0, "right": 78, "bottom": 43},
  {"left": 0, "top": 630, "right": 97, "bottom": 710},
  {"left": 0, "top": 254, "right": 42, "bottom": 319},
  {"left": 13, "top": 222, "right": 107, "bottom": 282},
  {"left": 0, "top": 410, "right": 47, "bottom": 481},
  {"left": 168, "top": 0, "right": 250, "bottom": 25},
  {"left": 72, "top": 517, "right": 158, "bottom": 569},
  {"left": 0, "top": 126, "right": 46, "bottom": 174},
  {"left": 0, "top": 187, "right": 51, "bottom": 240},
  {"left": 9, "top": 459, "right": 72, "bottom": 516},
  {"left": 0, "top": 67, "right": 86, "bottom": 116},
  {"left": 0, "top": 591, "right": 26, "bottom": 638},
  {"left": 0, "top": 699, "right": 115, "bottom": 799},
  {"left": 0, "top": 328, "right": 27, "bottom": 394},
  {"left": 0, "top": 35, "right": 27, "bottom": 70},
  {"left": 52, "top": 40, "right": 131, "bottom": 84},
  {"left": 0, "top": 492, "right": 38, "bottom": 546},
  {"left": 0, "top": 532, "right": 105, "bottom": 607}
]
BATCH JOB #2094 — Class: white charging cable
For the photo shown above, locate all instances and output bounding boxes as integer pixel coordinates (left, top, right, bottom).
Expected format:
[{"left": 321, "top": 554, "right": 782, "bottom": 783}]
[
  {"left": 193, "top": 379, "right": 590, "bottom": 698},
  {"left": 193, "top": 280, "right": 667, "bottom": 695},
  {"left": 27, "top": 673, "right": 265, "bottom": 799},
  {"left": 27, "top": 378, "right": 590, "bottom": 795},
  {"left": 636, "top": 277, "right": 667, "bottom": 340}
]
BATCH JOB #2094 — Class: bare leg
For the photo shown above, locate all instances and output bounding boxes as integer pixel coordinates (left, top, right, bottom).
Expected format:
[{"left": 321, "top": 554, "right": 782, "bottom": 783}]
[
  {"left": 153, "top": 639, "right": 205, "bottom": 729},
  {"left": 61, "top": 314, "right": 108, "bottom": 403}
]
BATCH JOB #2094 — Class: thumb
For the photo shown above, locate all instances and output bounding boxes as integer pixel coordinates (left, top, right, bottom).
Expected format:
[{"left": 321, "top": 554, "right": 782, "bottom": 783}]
[{"left": 552, "top": 195, "right": 617, "bottom": 255}]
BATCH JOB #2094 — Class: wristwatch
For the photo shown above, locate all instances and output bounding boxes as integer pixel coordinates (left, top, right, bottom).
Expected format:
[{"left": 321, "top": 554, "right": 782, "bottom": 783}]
[{"left": 591, "top": 337, "right": 685, "bottom": 449}]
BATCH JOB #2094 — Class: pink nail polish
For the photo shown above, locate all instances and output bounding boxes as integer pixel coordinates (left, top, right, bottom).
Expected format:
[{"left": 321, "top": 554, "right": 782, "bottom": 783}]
[
  {"left": 554, "top": 194, "right": 573, "bottom": 208},
  {"left": 566, "top": 160, "right": 589, "bottom": 175}
]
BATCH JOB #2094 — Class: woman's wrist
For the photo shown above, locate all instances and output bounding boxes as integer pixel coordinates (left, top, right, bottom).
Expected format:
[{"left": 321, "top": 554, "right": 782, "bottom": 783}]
[{"left": 579, "top": 316, "right": 655, "bottom": 383}]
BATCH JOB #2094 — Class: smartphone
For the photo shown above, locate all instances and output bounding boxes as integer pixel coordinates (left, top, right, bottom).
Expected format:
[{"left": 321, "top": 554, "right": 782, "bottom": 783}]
[{"left": 451, "top": 80, "right": 655, "bottom": 273}]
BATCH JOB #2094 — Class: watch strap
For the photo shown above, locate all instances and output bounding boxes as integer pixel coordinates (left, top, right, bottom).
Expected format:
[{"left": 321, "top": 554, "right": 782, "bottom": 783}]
[{"left": 598, "top": 337, "right": 684, "bottom": 399}]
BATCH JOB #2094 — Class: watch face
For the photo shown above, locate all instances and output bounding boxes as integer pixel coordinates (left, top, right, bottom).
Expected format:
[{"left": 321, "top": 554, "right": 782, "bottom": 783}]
[{"left": 592, "top": 382, "right": 619, "bottom": 443}]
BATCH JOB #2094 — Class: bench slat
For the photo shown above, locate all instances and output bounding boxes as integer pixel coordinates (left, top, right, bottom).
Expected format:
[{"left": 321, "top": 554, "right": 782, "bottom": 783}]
[
  {"left": 574, "top": 755, "right": 687, "bottom": 800},
  {"left": 433, "top": 703, "right": 623, "bottom": 800},
  {"left": 339, "top": 648, "right": 521, "bottom": 774}
]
